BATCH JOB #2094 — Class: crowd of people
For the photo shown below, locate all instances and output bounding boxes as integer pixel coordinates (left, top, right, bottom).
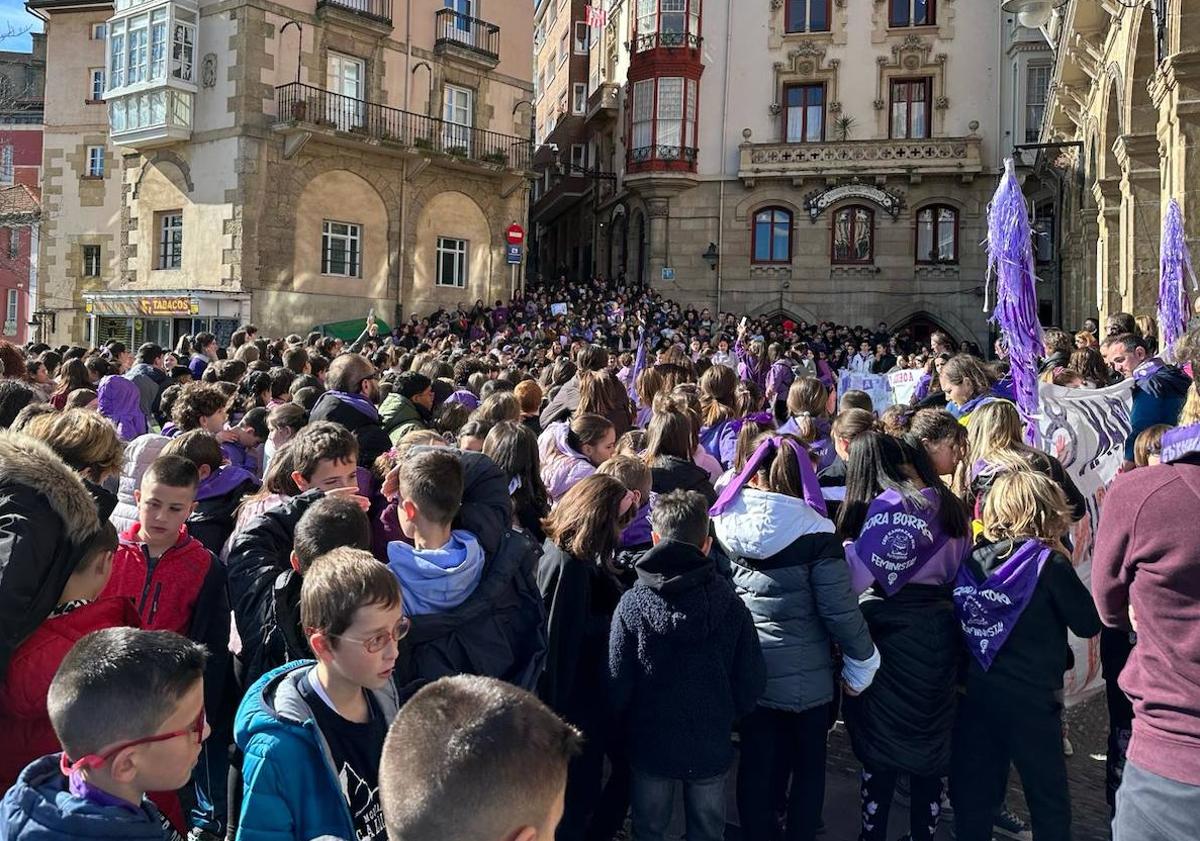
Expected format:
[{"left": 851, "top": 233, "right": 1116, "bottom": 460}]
[{"left": 0, "top": 274, "right": 1195, "bottom": 841}]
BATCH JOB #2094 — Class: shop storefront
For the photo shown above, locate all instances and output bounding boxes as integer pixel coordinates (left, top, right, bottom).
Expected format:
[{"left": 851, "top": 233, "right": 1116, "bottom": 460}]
[{"left": 83, "top": 291, "right": 251, "bottom": 351}]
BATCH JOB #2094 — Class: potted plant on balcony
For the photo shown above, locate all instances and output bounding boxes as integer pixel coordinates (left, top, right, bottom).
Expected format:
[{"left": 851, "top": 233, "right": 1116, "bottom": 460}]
[
  {"left": 446, "top": 145, "right": 470, "bottom": 158},
  {"left": 481, "top": 150, "right": 508, "bottom": 166},
  {"left": 834, "top": 116, "right": 855, "bottom": 142}
]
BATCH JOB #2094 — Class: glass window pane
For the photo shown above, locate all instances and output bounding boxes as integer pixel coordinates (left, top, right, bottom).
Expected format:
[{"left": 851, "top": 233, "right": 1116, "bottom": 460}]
[
  {"left": 787, "top": 0, "right": 806, "bottom": 31},
  {"left": 917, "top": 216, "right": 933, "bottom": 261},
  {"left": 806, "top": 103, "right": 822, "bottom": 141},
  {"left": 773, "top": 217, "right": 790, "bottom": 261},
  {"left": 754, "top": 221, "right": 770, "bottom": 262},
  {"left": 890, "top": 0, "right": 909, "bottom": 26},
  {"left": 833, "top": 211, "right": 850, "bottom": 261}
]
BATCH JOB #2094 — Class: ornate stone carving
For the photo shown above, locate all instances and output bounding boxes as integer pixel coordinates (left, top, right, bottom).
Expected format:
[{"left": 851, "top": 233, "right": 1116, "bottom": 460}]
[
  {"left": 772, "top": 43, "right": 842, "bottom": 136},
  {"left": 738, "top": 136, "right": 984, "bottom": 184}
]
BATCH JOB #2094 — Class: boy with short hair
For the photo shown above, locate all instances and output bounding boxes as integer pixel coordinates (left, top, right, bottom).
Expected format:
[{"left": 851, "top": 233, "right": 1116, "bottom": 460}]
[
  {"left": 162, "top": 430, "right": 260, "bottom": 555},
  {"left": 0, "top": 627, "right": 208, "bottom": 841},
  {"left": 379, "top": 675, "right": 582, "bottom": 841},
  {"left": 234, "top": 548, "right": 406, "bottom": 841},
  {"left": 221, "top": 406, "right": 269, "bottom": 479},
  {"left": 172, "top": 382, "right": 234, "bottom": 438},
  {"left": 100, "top": 454, "right": 231, "bottom": 839},
  {"left": 609, "top": 489, "right": 765, "bottom": 841}
]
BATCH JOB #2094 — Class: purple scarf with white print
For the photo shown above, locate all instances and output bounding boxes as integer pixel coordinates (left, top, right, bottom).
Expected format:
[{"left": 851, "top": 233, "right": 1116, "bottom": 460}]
[
  {"left": 953, "top": 539, "right": 1051, "bottom": 670},
  {"left": 853, "top": 487, "right": 953, "bottom": 595}
]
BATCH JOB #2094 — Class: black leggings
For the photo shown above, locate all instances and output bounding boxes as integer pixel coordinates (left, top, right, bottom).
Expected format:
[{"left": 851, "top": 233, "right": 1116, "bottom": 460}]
[
  {"left": 858, "top": 765, "right": 943, "bottom": 841},
  {"left": 737, "top": 704, "right": 830, "bottom": 841}
]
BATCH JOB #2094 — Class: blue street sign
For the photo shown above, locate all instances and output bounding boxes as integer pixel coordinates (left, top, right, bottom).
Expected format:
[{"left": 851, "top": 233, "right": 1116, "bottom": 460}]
[{"left": 506, "top": 244, "right": 523, "bottom": 265}]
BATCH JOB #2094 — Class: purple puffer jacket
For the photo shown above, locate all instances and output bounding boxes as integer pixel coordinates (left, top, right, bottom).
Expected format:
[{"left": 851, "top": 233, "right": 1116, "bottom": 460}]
[
  {"left": 540, "top": 422, "right": 596, "bottom": 502},
  {"left": 97, "top": 375, "right": 147, "bottom": 441}
]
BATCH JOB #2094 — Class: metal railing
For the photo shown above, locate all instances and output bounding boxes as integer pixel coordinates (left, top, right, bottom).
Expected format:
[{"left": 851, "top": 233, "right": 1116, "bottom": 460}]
[
  {"left": 316, "top": 0, "right": 393, "bottom": 25},
  {"left": 434, "top": 9, "right": 500, "bottom": 59},
  {"left": 631, "top": 31, "right": 703, "bottom": 53},
  {"left": 275, "top": 83, "right": 531, "bottom": 171},
  {"left": 629, "top": 145, "right": 699, "bottom": 166}
]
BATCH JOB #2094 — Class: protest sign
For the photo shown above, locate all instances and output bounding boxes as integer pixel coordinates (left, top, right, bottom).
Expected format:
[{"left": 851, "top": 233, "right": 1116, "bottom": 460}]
[
  {"left": 887, "top": 368, "right": 925, "bottom": 407},
  {"left": 837, "top": 372, "right": 895, "bottom": 411}
]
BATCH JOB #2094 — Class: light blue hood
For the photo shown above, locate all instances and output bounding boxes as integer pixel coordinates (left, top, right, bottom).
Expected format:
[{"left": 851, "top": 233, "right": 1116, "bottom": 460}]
[{"left": 387, "top": 529, "right": 487, "bottom": 615}]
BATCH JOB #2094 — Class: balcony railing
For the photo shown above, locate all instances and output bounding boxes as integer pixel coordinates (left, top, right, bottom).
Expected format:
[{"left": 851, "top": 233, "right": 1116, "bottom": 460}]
[
  {"left": 434, "top": 9, "right": 500, "bottom": 63},
  {"left": 316, "top": 0, "right": 392, "bottom": 26},
  {"left": 738, "top": 136, "right": 983, "bottom": 181},
  {"left": 275, "top": 83, "right": 531, "bottom": 171},
  {"left": 631, "top": 31, "right": 702, "bottom": 53}
]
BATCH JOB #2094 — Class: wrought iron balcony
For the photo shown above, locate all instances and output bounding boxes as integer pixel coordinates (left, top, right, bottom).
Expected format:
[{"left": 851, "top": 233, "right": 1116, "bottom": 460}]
[
  {"left": 628, "top": 144, "right": 699, "bottom": 174},
  {"left": 631, "top": 31, "right": 703, "bottom": 53},
  {"left": 274, "top": 83, "right": 531, "bottom": 171},
  {"left": 738, "top": 136, "right": 984, "bottom": 183},
  {"left": 434, "top": 9, "right": 500, "bottom": 68},
  {"left": 316, "top": 0, "right": 392, "bottom": 26}
]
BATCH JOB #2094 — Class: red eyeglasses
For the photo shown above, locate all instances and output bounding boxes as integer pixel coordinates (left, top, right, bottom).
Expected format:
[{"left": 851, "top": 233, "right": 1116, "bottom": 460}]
[{"left": 59, "top": 706, "right": 207, "bottom": 776}]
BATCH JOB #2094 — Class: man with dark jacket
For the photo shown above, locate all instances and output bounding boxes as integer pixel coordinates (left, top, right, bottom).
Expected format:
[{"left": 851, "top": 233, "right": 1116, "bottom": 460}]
[
  {"left": 1102, "top": 333, "right": 1191, "bottom": 467},
  {"left": 609, "top": 490, "right": 765, "bottom": 841},
  {"left": 1093, "top": 426, "right": 1200, "bottom": 841},
  {"left": 126, "top": 343, "right": 169, "bottom": 428},
  {"left": 308, "top": 353, "right": 392, "bottom": 467}
]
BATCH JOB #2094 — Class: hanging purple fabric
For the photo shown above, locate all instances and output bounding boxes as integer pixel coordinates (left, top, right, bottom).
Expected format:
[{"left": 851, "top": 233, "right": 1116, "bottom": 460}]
[
  {"left": 1161, "top": 422, "right": 1200, "bottom": 464},
  {"left": 852, "top": 487, "right": 954, "bottom": 595},
  {"left": 952, "top": 539, "right": 1052, "bottom": 670},
  {"left": 1159, "top": 198, "right": 1198, "bottom": 358},
  {"left": 709, "top": 435, "right": 826, "bottom": 518}
]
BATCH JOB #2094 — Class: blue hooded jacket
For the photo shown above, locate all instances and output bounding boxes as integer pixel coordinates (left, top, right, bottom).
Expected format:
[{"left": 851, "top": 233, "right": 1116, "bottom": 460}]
[
  {"left": 232, "top": 661, "right": 401, "bottom": 841},
  {"left": 0, "top": 754, "right": 173, "bottom": 841},
  {"left": 386, "top": 530, "right": 486, "bottom": 616}
]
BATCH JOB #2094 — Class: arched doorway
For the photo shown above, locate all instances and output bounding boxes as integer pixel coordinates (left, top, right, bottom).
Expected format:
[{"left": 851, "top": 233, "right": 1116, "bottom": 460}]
[{"left": 894, "top": 312, "right": 955, "bottom": 352}]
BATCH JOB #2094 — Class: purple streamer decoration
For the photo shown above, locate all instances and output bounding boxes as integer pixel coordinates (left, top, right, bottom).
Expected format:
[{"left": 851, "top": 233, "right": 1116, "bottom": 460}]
[
  {"left": 1158, "top": 198, "right": 1197, "bottom": 360},
  {"left": 986, "top": 159, "right": 1044, "bottom": 445},
  {"left": 628, "top": 324, "right": 648, "bottom": 407}
]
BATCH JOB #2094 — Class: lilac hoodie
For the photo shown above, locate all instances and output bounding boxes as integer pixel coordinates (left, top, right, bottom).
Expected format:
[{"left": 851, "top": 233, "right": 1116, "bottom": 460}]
[
  {"left": 97, "top": 375, "right": 147, "bottom": 441},
  {"left": 540, "top": 421, "right": 596, "bottom": 502}
]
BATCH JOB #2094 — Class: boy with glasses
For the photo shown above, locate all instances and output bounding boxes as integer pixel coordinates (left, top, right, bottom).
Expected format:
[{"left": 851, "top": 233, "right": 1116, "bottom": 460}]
[
  {"left": 0, "top": 627, "right": 209, "bottom": 841},
  {"left": 234, "top": 547, "right": 406, "bottom": 841}
]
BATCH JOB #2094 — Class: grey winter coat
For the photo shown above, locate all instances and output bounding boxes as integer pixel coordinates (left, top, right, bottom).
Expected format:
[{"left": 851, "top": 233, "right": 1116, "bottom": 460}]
[
  {"left": 715, "top": 487, "right": 876, "bottom": 713},
  {"left": 109, "top": 434, "right": 171, "bottom": 536}
]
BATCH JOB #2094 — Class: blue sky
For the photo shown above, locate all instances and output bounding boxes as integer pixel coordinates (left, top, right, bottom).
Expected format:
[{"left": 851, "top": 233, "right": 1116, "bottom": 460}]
[{"left": 0, "top": 0, "right": 42, "bottom": 52}]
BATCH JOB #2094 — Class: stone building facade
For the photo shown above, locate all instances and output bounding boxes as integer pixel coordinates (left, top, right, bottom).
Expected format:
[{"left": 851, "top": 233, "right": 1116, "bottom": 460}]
[
  {"left": 32, "top": 0, "right": 532, "bottom": 346},
  {"left": 1028, "top": 0, "right": 1200, "bottom": 333},
  {"left": 561, "top": 0, "right": 1022, "bottom": 348}
]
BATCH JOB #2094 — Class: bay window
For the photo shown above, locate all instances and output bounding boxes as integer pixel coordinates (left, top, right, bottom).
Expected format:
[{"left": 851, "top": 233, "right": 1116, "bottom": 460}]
[
  {"left": 634, "top": 0, "right": 701, "bottom": 51},
  {"left": 915, "top": 205, "right": 957, "bottom": 264},
  {"left": 889, "top": 78, "right": 930, "bottom": 139},
  {"left": 628, "top": 76, "right": 699, "bottom": 168},
  {"left": 832, "top": 206, "right": 874, "bottom": 264}
]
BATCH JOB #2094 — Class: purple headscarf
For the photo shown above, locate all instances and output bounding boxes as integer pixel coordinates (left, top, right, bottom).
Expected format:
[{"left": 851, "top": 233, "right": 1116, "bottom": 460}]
[
  {"left": 97, "top": 375, "right": 147, "bottom": 441},
  {"left": 709, "top": 435, "right": 826, "bottom": 518}
]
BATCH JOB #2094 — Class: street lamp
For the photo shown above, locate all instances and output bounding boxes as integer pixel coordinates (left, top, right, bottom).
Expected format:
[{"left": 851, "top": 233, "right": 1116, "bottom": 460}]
[
  {"left": 1000, "top": 0, "right": 1061, "bottom": 29},
  {"left": 702, "top": 242, "right": 719, "bottom": 271}
]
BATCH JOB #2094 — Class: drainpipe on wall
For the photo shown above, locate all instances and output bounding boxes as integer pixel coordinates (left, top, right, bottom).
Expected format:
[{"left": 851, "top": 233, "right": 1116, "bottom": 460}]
[
  {"left": 398, "top": 0, "right": 413, "bottom": 322},
  {"left": 715, "top": 0, "right": 733, "bottom": 313}
]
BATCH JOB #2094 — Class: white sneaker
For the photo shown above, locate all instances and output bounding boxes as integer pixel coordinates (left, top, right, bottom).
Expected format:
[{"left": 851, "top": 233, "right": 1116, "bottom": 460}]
[{"left": 1062, "top": 735, "right": 1074, "bottom": 756}]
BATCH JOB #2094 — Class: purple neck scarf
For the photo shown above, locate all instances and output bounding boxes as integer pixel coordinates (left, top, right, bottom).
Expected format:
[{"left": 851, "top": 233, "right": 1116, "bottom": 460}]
[
  {"left": 68, "top": 770, "right": 140, "bottom": 812},
  {"left": 853, "top": 488, "right": 952, "bottom": 595},
  {"left": 197, "top": 465, "right": 258, "bottom": 501},
  {"left": 953, "top": 539, "right": 1052, "bottom": 670},
  {"left": 709, "top": 435, "right": 827, "bottom": 518},
  {"left": 1162, "top": 422, "right": 1200, "bottom": 464},
  {"left": 327, "top": 390, "right": 380, "bottom": 422},
  {"left": 1133, "top": 358, "right": 1165, "bottom": 385}
]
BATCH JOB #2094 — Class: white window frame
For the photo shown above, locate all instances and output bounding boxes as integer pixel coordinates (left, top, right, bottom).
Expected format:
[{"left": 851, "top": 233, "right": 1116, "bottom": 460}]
[
  {"left": 92, "top": 22, "right": 107, "bottom": 40},
  {"left": 572, "top": 82, "right": 587, "bottom": 115},
  {"left": 1024, "top": 62, "right": 1052, "bottom": 144},
  {"left": 82, "top": 245, "right": 102, "bottom": 277},
  {"left": 574, "top": 20, "right": 590, "bottom": 53},
  {"left": 436, "top": 236, "right": 468, "bottom": 288},
  {"left": 158, "top": 211, "right": 183, "bottom": 269},
  {"left": 85, "top": 146, "right": 105, "bottom": 178},
  {"left": 89, "top": 68, "right": 106, "bottom": 101},
  {"left": 558, "top": 31, "right": 569, "bottom": 66},
  {"left": 321, "top": 220, "right": 362, "bottom": 278},
  {"left": 0, "top": 146, "right": 12, "bottom": 185},
  {"left": 442, "top": 84, "right": 473, "bottom": 153},
  {"left": 4, "top": 289, "right": 17, "bottom": 335}
]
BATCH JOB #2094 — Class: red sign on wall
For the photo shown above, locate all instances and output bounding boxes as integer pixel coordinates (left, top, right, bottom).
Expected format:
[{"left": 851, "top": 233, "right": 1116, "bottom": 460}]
[{"left": 506, "top": 223, "right": 525, "bottom": 246}]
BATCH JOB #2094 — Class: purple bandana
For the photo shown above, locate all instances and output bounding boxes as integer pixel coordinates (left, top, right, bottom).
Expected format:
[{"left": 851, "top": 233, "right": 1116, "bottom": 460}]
[
  {"left": 68, "top": 770, "right": 140, "bottom": 812},
  {"left": 1133, "top": 358, "right": 1165, "bottom": 385},
  {"left": 327, "top": 389, "right": 380, "bottom": 422},
  {"left": 953, "top": 539, "right": 1052, "bottom": 670},
  {"left": 1161, "top": 422, "right": 1200, "bottom": 464},
  {"left": 709, "top": 435, "right": 827, "bottom": 518},
  {"left": 853, "top": 488, "right": 952, "bottom": 595}
]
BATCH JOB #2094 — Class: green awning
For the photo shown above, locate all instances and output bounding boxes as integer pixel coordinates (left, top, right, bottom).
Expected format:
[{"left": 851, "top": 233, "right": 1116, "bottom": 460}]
[{"left": 315, "top": 318, "right": 391, "bottom": 342}]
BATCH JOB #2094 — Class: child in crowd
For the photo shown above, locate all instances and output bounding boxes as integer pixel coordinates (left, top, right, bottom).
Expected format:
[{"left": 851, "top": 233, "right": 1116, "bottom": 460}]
[
  {"left": 235, "top": 548, "right": 405, "bottom": 841},
  {"left": 170, "top": 381, "right": 234, "bottom": 439},
  {"left": 838, "top": 388, "right": 875, "bottom": 414},
  {"left": 379, "top": 675, "right": 582, "bottom": 841},
  {"left": 951, "top": 471, "right": 1102, "bottom": 841},
  {"left": 609, "top": 490, "right": 766, "bottom": 841},
  {"left": 541, "top": 413, "right": 617, "bottom": 503},
  {"left": 597, "top": 454, "right": 654, "bottom": 570},
  {"left": 221, "top": 406, "right": 269, "bottom": 479},
  {"left": 163, "top": 430, "right": 261, "bottom": 555},
  {"left": 1133, "top": 423, "right": 1170, "bottom": 468},
  {"left": 0, "top": 628, "right": 208, "bottom": 841}
]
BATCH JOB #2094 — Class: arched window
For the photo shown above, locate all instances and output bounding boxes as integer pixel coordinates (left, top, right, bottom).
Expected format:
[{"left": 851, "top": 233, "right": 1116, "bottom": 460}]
[
  {"left": 752, "top": 207, "right": 793, "bottom": 264},
  {"left": 832, "top": 206, "right": 873, "bottom": 264},
  {"left": 633, "top": 0, "right": 702, "bottom": 51},
  {"left": 915, "top": 205, "right": 958, "bottom": 264}
]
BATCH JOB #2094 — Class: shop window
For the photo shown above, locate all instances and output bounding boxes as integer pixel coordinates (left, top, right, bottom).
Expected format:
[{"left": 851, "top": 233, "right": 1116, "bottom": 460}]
[
  {"left": 786, "top": 0, "right": 830, "bottom": 33},
  {"left": 916, "top": 205, "right": 958, "bottom": 264},
  {"left": 890, "top": 0, "right": 935, "bottom": 27},
  {"left": 82, "top": 244, "right": 102, "bottom": 277},
  {"left": 436, "top": 237, "right": 468, "bottom": 287},
  {"left": 752, "top": 207, "right": 793, "bottom": 264},
  {"left": 321, "top": 220, "right": 362, "bottom": 277},
  {"left": 157, "top": 211, "right": 183, "bottom": 270},
  {"left": 832, "top": 206, "right": 874, "bottom": 264}
]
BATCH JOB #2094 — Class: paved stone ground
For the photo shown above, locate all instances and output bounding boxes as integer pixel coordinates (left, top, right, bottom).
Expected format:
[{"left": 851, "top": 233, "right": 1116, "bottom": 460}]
[{"left": 651, "top": 691, "right": 1113, "bottom": 840}]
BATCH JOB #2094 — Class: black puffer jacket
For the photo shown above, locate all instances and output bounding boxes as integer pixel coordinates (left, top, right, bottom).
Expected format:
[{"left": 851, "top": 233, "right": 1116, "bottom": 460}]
[
  {"left": 0, "top": 432, "right": 102, "bottom": 679},
  {"left": 309, "top": 392, "right": 393, "bottom": 468},
  {"left": 843, "top": 583, "right": 960, "bottom": 776},
  {"left": 393, "top": 527, "right": 547, "bottom": 692},
  {"left": 650, "top": 455, "right": 717, "bottom": 504}
]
